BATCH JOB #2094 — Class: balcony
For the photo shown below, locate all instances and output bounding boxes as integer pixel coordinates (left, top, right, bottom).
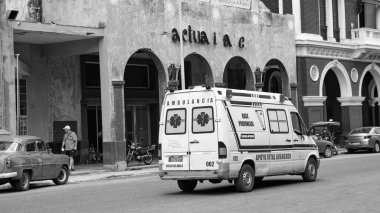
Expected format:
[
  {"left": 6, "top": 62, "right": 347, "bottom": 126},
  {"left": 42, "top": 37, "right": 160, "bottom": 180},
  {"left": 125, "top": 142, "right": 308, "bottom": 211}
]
[{"left": 351, "top": 28, "right": 380, "bottom": 47}]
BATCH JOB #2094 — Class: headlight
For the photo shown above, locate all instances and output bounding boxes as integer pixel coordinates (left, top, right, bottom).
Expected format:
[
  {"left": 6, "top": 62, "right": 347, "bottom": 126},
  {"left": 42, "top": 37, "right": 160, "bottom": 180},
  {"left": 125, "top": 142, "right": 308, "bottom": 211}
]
[{"left": 5, "top": 159, "right": 11, "bottom": 168}]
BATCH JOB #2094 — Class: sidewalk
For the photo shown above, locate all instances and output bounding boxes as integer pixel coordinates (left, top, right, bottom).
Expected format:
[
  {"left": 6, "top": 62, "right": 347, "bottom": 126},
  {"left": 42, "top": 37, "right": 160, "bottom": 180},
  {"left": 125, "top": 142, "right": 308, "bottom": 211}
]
[{"left": 69, "top": 160, "right": 159, "bottom": 183}]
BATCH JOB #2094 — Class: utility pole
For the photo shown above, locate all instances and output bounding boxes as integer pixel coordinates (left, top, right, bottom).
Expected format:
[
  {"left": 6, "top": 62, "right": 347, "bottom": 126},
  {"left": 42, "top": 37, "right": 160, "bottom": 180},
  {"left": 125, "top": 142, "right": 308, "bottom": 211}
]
[
  {"left": 15, "top": 54, "right": 20, "bottom": 135},
  {"left": 179, "top": 0, "right": 186, "bottom": 90}
]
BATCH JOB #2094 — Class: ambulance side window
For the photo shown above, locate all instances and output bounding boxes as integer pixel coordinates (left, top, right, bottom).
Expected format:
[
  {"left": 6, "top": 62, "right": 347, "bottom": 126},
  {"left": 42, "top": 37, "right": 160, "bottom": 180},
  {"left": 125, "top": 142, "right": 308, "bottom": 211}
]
[
  {"left": 255, "top": 110, "right": 266, "bottom": 130},
  {"left": 291, "top": 112, "right": 308, "bottom": 135},
  {"left": 192, "top": 107, "right": 214, "bottom": 134},
  {"left": 267, "top": 109, "right": 289, "bottom": 133},
  {"left": 165, "top": 108, "right": 186, "bottom": 135}
]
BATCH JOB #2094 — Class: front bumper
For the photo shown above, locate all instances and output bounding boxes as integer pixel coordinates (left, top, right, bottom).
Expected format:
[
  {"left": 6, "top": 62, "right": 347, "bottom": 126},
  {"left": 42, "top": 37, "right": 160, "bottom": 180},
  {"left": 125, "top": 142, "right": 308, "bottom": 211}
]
[{"left": 0, "top": 172, "right": 17, "bottom": 179}]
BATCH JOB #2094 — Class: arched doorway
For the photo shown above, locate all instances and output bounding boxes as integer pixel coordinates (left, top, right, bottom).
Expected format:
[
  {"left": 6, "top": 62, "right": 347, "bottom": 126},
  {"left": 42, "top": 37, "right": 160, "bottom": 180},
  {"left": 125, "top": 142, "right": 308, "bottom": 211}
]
[
  {"left": 361, "top": 74, "right": 378, "bottom": 126},
  {"left": 223, "top": 57, "right": 254, "bottom": 90},
  {"left": 124, "top": 50, "right": 166, "bottom": 151},
  {"left": 323, "top": 70, "right": 342, "bottom": 124},
  {"left": 359, "top": 64, "right": 380, "bottom": 126},
  {"left": 263, "top": 59, "right": 289, "bottom": 95},
  {"left": 180, "top": 53, "right": 213, "bottom": 89}
]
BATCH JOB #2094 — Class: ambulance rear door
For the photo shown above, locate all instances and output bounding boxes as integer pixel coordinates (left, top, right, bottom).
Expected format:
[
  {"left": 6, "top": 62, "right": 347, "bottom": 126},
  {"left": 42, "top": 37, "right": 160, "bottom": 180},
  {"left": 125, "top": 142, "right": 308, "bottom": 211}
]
[
  {"left": 188, "top": 91, "right": 218, "bottom": 171},
  {"left": 162, "top": 92, "right": 190, "bottom": 171}
]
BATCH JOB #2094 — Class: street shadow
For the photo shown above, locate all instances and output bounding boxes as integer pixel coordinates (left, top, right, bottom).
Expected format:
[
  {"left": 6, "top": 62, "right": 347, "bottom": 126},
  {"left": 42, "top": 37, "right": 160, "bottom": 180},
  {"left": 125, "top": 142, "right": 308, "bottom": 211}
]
[
  {"left": 164, "top": 178, "right": 304, "bottom": 196},
  {"left": 341, "top": 150, "right": 375, "bottom": 155},
  {"left": 0, "top": 182, "right": 56, "bottom": 193}
]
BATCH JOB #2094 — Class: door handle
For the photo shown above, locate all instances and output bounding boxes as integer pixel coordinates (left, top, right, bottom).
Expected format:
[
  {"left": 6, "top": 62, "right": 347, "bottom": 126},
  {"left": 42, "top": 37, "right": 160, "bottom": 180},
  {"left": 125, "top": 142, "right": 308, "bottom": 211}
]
[
  {"left": 294, "top": 139, "right": 299, "bottom": 142},
  {"left": 286, "top": 139, "right": 291, "bottom": 143},
  {"left": 190, "top": 140, "right": 199, "bottom": 144}
]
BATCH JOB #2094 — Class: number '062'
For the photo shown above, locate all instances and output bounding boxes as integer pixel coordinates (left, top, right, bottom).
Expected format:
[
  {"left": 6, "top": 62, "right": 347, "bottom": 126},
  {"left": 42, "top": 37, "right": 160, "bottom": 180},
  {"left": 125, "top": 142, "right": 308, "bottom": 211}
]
[{"left": 206, "top": 161, "right": 215, "bottom": 167}]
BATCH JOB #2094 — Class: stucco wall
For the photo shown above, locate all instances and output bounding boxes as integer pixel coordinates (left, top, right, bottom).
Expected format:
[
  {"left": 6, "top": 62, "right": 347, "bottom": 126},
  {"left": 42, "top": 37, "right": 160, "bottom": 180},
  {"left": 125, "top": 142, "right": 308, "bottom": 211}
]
[
  {"left": 104, "top": 0, "right": 296, "bottom": 86},
  {"left": 14, "top": 43, "right": 81, "bottom": 141},
  {"left": 6, "top": 0, "right": 105, "bottom": 28}
]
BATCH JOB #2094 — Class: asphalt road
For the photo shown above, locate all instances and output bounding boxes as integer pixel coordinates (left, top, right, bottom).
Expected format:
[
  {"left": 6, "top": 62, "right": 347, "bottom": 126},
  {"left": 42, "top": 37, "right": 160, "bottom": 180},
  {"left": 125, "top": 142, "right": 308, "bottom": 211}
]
[{"left": 1, "top": 152, "right": 379, "bottom": 213}]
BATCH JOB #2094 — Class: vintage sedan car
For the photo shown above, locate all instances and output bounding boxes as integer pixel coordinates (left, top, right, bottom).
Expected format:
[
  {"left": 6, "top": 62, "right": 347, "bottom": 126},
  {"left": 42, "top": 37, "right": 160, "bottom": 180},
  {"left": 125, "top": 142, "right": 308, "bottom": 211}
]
[
  {"left": 344, "top": 127, "right": 380, "bottom": 153},
  {"left": 310, "top": 121, "right": 340, "bottom": 158},
  {"left": 0, "top": 135, "right": 70, "bottom": 191}
]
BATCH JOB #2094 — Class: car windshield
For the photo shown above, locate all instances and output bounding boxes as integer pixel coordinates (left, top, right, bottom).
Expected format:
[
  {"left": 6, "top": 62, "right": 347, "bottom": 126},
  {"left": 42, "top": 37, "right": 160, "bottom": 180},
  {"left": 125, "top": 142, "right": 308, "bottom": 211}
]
[
  {"left": 0, "top": 141, "right": 19, "bottom": 152},
  {"left": 350, "top": 128, "right": 372, "bottom": 134}
]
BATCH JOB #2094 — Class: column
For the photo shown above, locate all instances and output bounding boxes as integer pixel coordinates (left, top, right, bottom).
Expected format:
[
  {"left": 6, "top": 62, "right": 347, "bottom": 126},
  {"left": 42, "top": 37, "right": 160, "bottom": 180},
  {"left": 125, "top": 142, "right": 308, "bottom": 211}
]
[
  {"left": 376, "top": 6, "right": 380, "bottom": 30},
  {"left": 337, "top": 97, "right": 366, "bottom": 133},
  {"left": 279, "top": 0, "right": 283, "bottom": 14},
  {"left": 290, "top": 83, "right": 298, "bottom": 109},
  {"left": 292, "top": 0, "right": 301, "bottom": 35},
  {"left": 0, "top": 1, "right": 16, "bottom": 135},
  {"left": 338, "top": 0, "right": 346, "bottom": 41},
  {"left": 302, "top": 96, "right": 327, "bottom": 126},
  {"left": 99, "top": 37, "right": 127, "bottom": 171},
  {"left": 325, "top": 0, "right": 335, "bottom": 41}
]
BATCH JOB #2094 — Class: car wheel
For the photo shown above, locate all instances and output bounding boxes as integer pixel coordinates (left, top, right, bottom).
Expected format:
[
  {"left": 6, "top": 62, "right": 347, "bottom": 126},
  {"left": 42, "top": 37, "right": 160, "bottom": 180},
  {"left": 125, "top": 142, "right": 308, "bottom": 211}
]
[
  {"left": 372, "top": 142, "right": 380, "bottom": 153},
  {"left": 177, "top": 180, "right": 197, "bottom": 192},
  {"left": 53, "top": 166, "right": 69, "bottom": 185},
  {"left": 14, "top": 171, "right": 30, "bottom": 191},
  {"left": 323, "top": 146, "right": 333, "bottom": 158},
  {"left": 235, "top": 164, "right": 255, "bottom": 192},
  {"left": 347, "top": 148, "right": 355, "bottom": 154},
  {"left": 302, "top": 158, "right": 318, "bottom": 182}
]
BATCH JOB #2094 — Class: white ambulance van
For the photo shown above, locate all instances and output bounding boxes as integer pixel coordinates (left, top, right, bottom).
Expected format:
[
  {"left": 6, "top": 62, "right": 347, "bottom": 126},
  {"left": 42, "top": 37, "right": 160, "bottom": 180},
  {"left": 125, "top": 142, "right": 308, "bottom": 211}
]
[{"left": 158, "top": 86, "right": 320, "bottom": 192}]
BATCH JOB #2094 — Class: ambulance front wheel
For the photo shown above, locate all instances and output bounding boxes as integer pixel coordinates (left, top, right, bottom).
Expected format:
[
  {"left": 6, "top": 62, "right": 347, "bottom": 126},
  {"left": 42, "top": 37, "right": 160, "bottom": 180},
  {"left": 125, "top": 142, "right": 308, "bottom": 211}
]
[
  {"left": 302, "top": 158, "right": 318, "bottom": 182},
  {"left": 235, "top": 164, "right": 255, "bottom": 192},
  {"left": 177, "top": 180, "right": 197, "bottom": 192}
]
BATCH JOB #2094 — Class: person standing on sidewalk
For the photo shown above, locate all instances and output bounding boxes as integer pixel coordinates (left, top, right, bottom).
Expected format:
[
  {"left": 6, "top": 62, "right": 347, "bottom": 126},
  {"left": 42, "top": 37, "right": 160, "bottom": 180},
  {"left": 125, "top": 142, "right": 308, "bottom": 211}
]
[{"left": 61, "top": 125, "right": 78, "bottom": 171}]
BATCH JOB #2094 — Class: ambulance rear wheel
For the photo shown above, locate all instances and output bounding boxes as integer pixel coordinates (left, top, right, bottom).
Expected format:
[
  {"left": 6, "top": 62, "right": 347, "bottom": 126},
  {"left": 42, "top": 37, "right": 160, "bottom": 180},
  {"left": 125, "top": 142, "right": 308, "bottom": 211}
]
[
  {"left": 235, "top": 164, "right": 255, "bottom": 192},
  {"left": 302, "top": 158, "right": 317, "bottom": 182},
  {"left": 177, "top": 180, "right": 197, "bottom": 192}
]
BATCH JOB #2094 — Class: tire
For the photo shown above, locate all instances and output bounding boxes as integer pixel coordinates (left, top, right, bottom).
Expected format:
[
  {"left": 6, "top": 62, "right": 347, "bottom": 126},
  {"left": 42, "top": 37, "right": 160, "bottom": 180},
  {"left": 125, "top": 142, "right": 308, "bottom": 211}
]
[
  {"left": 177, "top": 180, "right": 197, "bottom": 192},
  {"left": 143, "top": 152, "right": 153, "bottom": 165},
  {"left": 14, "top": 171, "right": 30, "bottom": 191},
  {"left": 53, "top": 166, "right": 69, "bottom": 185},
  {"left": 302, "top": 158, "right": 318, "bottom": 182},
  {"left": 235, "top": 164, "right": 255, "bottom": 192},
  {"left": 126, "top": 151, "right": 133, "bottom": 163},
  {"left": 372, "top": 142, "right": 380, "bottom": 153},
  {"left": 347, "top": 148, "right": 355, "bottom": 154},
  {"left": 323, "top": 146, "right": 333, "bottom": 158}
]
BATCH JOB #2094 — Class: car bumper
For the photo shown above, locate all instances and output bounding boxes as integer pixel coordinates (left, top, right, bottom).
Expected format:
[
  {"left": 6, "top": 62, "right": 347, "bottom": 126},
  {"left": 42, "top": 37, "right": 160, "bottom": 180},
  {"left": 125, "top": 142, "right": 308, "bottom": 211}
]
[{"left": 0, "top": 172, "right": 17, "bottom": 179}]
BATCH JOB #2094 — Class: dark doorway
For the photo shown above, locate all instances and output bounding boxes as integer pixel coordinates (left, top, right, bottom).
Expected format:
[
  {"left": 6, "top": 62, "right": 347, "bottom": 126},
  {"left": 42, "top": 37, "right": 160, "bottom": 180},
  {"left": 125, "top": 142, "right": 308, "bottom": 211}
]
[
  {"left": 179, "top": 53, "right": 213, "bottom": 89},
  {"left": 323, "top": 70, "right": 342, "bottom": 124},
  {"left": 263, "top": 70, "right": 282, "bottom": 93},
  {"left": 124, "top": 50, "right": 163, "bottom": 156},
  {"left": 87, "top": 106, "right": 102, "bottom": 155},
  {"left": 223, "top": 57, "right": 253, "bottom": 90},
  {"left": 361, "top": 73, "right": 378, "bottom": 126}
]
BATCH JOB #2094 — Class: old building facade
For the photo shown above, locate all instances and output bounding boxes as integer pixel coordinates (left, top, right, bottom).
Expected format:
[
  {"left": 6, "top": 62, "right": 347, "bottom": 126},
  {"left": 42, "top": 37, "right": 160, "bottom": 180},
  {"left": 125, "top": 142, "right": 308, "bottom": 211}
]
[
  {"left": 1, "top": 0, "right": 296, "bottom": 170},
  {"left": 264, "top": 0, "right": 380, "bottom": 143}
]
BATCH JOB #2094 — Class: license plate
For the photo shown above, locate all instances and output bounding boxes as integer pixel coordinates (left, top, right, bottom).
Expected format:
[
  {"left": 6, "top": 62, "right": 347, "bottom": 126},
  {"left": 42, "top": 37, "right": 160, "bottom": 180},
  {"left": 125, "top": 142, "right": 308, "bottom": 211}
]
[{"left": 169, "top": 155, "right": 183, "bottom": 162}]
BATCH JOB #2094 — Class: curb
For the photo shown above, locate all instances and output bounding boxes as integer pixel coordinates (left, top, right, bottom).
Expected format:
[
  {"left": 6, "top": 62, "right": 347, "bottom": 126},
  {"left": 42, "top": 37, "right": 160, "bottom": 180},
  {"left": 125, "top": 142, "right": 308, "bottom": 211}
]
[{"left": 70, "top": 164, "right": 158, "bottom": 177}]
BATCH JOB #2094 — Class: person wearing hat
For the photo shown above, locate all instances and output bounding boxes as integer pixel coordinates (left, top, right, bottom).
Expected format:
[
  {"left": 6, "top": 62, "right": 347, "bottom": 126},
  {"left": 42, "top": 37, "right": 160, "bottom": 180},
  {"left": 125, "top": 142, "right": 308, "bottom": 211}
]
[{"left": 61, "top": 125, "right": 78, "bottom": 171}]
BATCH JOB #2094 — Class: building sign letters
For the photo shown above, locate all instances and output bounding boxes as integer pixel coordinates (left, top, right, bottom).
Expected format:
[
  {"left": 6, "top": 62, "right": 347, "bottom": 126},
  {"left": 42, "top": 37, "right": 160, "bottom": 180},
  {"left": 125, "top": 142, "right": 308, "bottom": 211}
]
[{"left": 172, "top": 25, "right": 245, "bottom": 49}]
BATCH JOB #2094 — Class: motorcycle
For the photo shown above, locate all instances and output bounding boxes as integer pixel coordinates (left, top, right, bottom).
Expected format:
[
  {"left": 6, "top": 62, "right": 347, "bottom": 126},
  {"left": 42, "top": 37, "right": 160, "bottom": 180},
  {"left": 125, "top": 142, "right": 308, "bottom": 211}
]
[{"left": 126, "top": 141, "right": 156, "bottom": 165}]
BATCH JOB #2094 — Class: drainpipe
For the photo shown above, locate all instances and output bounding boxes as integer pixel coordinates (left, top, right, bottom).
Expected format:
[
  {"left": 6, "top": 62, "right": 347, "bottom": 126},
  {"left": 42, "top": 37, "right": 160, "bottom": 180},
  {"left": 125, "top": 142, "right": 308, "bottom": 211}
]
[
  {"left": 15, "top": 54, "right": 20, "bottom": 135},
  {"left": 179, "top": 0, "right": 186, "bottom": 90}
]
